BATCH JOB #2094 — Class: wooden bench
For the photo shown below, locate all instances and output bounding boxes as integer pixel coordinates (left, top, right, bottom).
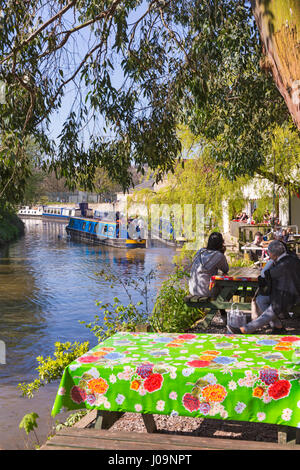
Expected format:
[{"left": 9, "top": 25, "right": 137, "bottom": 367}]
[
  {"left": 184, "top": 295, "right": 300, "bottom": 329},
  {"left": 40, "top": 409, "right": 300, "bottom": 450},
  {"left": 39, "top": 427, "right": 298, "bottom": 451}
]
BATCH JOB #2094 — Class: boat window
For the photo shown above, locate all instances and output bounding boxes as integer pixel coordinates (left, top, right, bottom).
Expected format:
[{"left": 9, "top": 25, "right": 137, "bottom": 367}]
[
  {"left": 82, "top": 222, "right": 86, "bottom": 230},
  {"left": 94, "top": 223, "right": 98, "bottom": 233},
  {"left": 103, "top": 225, "right": 108, "bottom": 233}
]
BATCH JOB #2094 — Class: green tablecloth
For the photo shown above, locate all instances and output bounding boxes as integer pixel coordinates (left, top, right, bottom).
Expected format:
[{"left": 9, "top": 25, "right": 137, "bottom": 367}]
[{"left": 51, "top": 332, "right": 300, "bottom": 428}]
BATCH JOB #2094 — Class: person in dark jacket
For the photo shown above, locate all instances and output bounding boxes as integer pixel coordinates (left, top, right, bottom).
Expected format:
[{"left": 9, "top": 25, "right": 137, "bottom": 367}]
[{"left": 227, "top": 240, "right": 300, "bottom": 334}]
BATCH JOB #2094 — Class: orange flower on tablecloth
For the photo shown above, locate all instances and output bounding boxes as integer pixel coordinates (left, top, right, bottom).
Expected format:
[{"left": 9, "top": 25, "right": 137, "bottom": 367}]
[
  {"left": 130, "top": 380, "right": 141, "bottom": 391},
  {"left": 201, "top": 384, "right": 227, "bottom": 403},
  {"left": 92, "top": 351, "right": 107, "bottom": 357},
  {"left": 202, "top": 350, "right": 220, "bottom": 356},
  {"left": 274, "top": 344, "right": 292, "bottom": 351},
  {"left": 167, "top": 343, "right": 182, "bottom": 347},
  {"left": 199, "top": 355, "right": 218, "bottom": 361},
  {"left": 87, "top": 377, "right": 109, "bottom": 395},
  {"left": 253, "top": 386, "right": 265, "bottom": 398}
]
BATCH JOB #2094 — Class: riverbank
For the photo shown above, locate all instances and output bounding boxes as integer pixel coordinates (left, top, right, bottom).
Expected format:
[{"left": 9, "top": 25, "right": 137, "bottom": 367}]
[{"left": 0, "top": 209, "right": 24, "bottom": 246}]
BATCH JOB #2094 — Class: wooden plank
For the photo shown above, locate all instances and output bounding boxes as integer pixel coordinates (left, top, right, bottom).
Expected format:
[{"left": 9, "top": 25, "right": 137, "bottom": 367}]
[
  {"left": 278, "top": 426, "right": 300, "bottom": 445},
  {"left": 73, "top": 410, "right": 98, "bottom": 429},
  {"left": 94, "top": 410, "right": 124, "bottom": 430},
  {"left": 40, "top": 434, "right": 212, "bottom": 450},
  {"left": 40, "top": 428, "right": 299, "bottom": 451}
]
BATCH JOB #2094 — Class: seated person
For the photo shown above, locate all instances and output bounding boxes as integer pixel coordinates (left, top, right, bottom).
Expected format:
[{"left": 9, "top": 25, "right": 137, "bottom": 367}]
[
  {"left": 249, "top": 231, "right": 263, "bottom": 262},
  {"left": 281, "top": 229, "right": 290, "bottom": 243},
  {"left": 227, "top": 240, "right": 300, "bottom": 334},
  {"left": 189, "top": 232, "right": 229, "bottom": 299},
  {"left": 239, "top": 212, "right": 248, "bottom": 222}
]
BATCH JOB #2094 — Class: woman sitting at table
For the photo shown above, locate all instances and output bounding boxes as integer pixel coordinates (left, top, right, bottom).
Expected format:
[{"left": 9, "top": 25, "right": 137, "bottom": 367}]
[{"left": 189, "top": 232, "right": 229, "bottom": 300}]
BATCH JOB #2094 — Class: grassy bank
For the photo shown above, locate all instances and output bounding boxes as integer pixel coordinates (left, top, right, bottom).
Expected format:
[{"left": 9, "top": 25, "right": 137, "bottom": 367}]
[{"left": 0, "top": 209, "right": 25, "bottom": 245}]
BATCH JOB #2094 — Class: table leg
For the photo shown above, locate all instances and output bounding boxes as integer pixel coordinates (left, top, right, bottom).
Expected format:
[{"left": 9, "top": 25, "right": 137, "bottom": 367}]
[
  {"left": 94, "top": 410, "right": 124, "bottom": 430},
  {"left": 278, "top": 425, "right": 300, "bottom": 445},
  {"left": 142, "top": 413, "right": 157, "bottom": 433}
]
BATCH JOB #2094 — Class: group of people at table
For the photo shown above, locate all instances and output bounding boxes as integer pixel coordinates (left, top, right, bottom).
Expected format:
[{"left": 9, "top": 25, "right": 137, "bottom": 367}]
[
  {"left": 233, "top": 209, "right": 280, "bottom": 226},
  {"left": 189, "top": 231, "right": 300, "bottom": 335}
]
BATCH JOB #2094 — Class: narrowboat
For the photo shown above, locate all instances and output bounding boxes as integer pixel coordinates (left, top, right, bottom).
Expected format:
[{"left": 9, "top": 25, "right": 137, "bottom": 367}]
[
  {"left": 18, "top": 206, "right": 43, "bottom": 217},
  {"left": 66, "top": 217, "right": 146, "bottom": 249},
  {"left": 42, "top": 206, "right": 79, "bottom": 220},
  {"left": 150, "top": 218, "right": 185, "bottom": 247}
]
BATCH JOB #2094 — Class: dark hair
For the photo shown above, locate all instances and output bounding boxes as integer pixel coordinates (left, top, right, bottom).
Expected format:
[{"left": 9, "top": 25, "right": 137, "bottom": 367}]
[
  {"left": 207, "top": 232, "right": 224, "bottom": 252},
  {"left": 254, "top": 231, "right": 263, "bottom": 237}
]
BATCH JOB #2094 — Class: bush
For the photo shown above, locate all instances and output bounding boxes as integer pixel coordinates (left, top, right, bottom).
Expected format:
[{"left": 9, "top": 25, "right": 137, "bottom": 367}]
[
  {"left": 0, "top": 208, "right": 24, "bottom": 245},
  {"left": 150, "top": 268, "right": 205, "bottom": 332}
]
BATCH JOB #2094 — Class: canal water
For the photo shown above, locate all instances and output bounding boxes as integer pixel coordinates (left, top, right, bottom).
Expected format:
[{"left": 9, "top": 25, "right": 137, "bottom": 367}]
[{"left": 0, "top": 218, "right": 176, "bottom": 449}]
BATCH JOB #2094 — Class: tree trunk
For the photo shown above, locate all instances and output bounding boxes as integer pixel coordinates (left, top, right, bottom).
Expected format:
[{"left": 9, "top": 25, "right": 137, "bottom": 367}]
[{"left": 251, "top": 0, "right": 300, "bottom": 130}]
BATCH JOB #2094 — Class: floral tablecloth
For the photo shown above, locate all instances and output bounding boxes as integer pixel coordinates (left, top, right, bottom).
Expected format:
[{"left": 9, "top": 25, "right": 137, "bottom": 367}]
[
  {"left": 51, "top": 332, "right": 300, "bottom": 428},
  {"left": 209, "top": 275, "right": 258, "bottom": 291}
]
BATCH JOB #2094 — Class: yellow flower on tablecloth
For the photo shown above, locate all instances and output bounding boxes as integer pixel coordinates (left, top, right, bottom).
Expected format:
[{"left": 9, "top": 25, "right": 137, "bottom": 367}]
[{"left": 202, "top": 384, "right": 227, "bottom": 403}]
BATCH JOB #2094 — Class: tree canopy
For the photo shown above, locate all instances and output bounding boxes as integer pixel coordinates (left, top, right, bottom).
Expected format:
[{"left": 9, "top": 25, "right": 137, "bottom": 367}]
[{"left": 0, "top": 0, "right": 298, "bottom": 207}]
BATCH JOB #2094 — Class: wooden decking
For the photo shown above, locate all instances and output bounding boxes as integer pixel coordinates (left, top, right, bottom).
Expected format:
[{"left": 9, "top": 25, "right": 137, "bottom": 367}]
[{"left": 39, "top": 427, "right": 298, "bottom": 451}]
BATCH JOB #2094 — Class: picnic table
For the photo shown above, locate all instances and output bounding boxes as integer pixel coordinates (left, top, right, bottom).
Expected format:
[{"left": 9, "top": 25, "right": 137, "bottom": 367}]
[
  {"left": 51, "top": 331, "right": 300, "bottom": 445},
  {"left": 184, "top": 267, "right": 260, "bottom": 328}
]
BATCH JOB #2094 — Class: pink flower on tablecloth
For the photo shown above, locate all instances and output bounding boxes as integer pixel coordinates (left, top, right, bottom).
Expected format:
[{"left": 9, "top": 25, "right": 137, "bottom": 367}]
[
  {"left": 199, "top": 402, "right": 211, "bottom": 415},
  {"left": 77, "top": 355, "right": 99, "bottom": 364},
  {"left": 187, "top": 360, "right": 210, "bottom": 368},
  {"left": 86, "top": 394, "right": 96, "bottom": 405},
  {"left": 70, "top": 386, "right": 86, "bottom": 404}
]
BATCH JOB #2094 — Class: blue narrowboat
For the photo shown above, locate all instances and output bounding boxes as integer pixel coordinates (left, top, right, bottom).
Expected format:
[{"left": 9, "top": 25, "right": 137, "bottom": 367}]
[{"left": 66, "top": 217, "right": 146, "bottom": 249}]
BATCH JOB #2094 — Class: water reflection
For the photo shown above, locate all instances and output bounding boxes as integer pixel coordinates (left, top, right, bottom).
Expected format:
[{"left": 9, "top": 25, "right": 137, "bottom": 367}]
[{"left": 0, "top": 218, "right": 175, "bottom": 385}]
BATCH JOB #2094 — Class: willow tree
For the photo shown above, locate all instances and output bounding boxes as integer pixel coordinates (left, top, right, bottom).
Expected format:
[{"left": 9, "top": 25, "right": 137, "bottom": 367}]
[
  {"left": 251, "top": 0, "right": 300, "bottom": 130},
  {"left": 0, "top": 0, "right": 298, "bottom": 207}
]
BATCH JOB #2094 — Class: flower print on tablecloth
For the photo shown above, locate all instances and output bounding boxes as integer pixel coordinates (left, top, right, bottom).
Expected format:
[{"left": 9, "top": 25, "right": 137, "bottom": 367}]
[
  {"left": 70, "top": 371, "right": 110, "bottom": 408},
  {"left": 118, "top": 362, "right": 176, "bottom": 395},
  {"left": 182, "top": 374, "right": 228, "bottom": 418},
  {"left": 238, "top": 366, "right": 299, "bottom": 404},
  {"left": 51, "top": 332, "right": 300, "bottom": 427}
]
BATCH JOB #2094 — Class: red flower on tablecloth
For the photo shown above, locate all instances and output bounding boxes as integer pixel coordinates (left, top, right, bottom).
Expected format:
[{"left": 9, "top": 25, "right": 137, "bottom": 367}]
[
  {"left": 182, "top": 393, "right": 200, "bottom": 412},
  {"left": 77, "top": 355, "right": 99, "bottom": 364},
  {"left": 177, "top": 334, "right": 197, "bottom": 340},
  {"left": 187, "top": 360, "right": 211, "bottom": 368},
  {"left": 143, "top": 373, "right": 163, "bottom": 393},
  {"left": 268, "top": 380, "right": 291, "bottom": 400},
  {"left": 281, "top": 336, "right": 300, "bottom": 343},
  {"left": 70, "top": 385, "right": 87, "bottom": 404}
]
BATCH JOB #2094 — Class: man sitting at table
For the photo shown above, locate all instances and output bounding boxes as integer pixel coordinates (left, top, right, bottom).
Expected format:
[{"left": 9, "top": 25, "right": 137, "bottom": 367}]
[
  {"left": 189, "top": 232, "right": 229, "bottom": 322},
  {"left": 227, "top": 240, "right": 300, "bottom": 334},
  {"left": 248, "top": 231, "right": 263, "bottom": 262}
]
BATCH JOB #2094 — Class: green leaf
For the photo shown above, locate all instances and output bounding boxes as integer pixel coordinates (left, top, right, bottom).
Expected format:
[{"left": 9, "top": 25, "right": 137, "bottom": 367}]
[{"left": 19, "top": 413, "right": 39, "bottom": 435}]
